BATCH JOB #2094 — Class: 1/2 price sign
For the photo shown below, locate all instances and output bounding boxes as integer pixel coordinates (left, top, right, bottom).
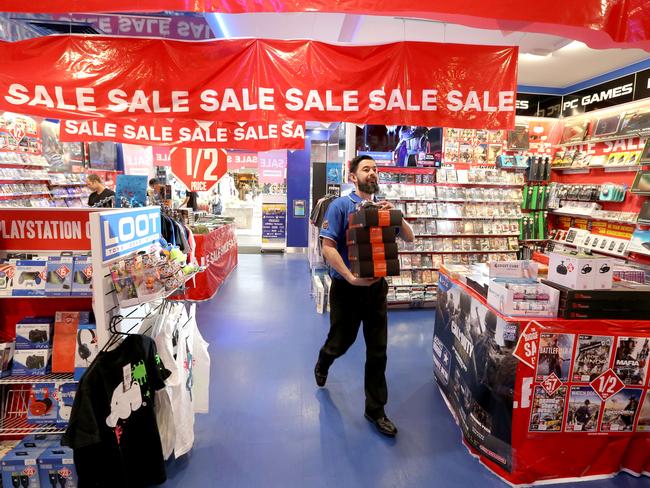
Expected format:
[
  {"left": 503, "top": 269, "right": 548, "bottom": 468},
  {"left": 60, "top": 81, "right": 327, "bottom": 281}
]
[
  {"left": 170, "top": 147, "right": 227, "bottom": 192},
  {"left": 590, "top": 369, "right": 625, "bottom": 401}
]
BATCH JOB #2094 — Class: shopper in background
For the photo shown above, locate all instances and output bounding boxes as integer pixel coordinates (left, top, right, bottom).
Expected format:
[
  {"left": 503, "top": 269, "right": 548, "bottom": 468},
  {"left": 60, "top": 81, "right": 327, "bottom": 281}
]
[
  {"left": 149, "top": 177, "right": 163, "bottom": 205},
  {"left": 86, "top": 173, "right": 115, "bottom": 208},
  {"left": 315, "top": 155, "right": 414, "bottom": 437},
  {"left": 182, "top": 190, "right": 199, "bottom": 212}
]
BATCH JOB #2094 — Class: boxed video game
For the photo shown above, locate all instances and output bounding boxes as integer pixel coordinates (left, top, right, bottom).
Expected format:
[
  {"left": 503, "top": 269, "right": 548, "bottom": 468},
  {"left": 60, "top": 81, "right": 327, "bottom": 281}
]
[
  {"left": 348, "top": 243, "right": 399, "bottom": 261},
  {"left": 349, "top": 207, "right": 402, "bottom": 228},
  {"left": 350, "top": 259, "right": 400, "bottom": 278},
  {"left": 346, "top": 227, "right": 396, "bottom": 245}
]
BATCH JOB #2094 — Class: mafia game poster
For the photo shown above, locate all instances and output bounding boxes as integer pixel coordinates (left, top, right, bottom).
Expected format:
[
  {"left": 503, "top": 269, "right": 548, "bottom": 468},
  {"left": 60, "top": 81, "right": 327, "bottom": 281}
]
[{"left": 433, "top": 273, "right": 519, "bottom": 471}]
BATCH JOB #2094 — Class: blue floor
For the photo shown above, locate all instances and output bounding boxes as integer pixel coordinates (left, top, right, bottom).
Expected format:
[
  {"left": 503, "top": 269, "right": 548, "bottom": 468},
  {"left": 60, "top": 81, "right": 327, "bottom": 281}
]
[{"left": 163, "top": 254, "right": 645, "bottom": 488}]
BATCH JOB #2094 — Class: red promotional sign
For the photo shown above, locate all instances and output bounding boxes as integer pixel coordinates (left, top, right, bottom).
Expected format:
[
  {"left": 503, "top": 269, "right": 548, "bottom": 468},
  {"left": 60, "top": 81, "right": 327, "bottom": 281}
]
[
  {"left": 226, "top": 151, "right": 258, "bottom": 170},
  {"left": 591, "top": 369, "right": 626, "bottom": 401},
  {"left": 0, "top": 208, "right": 98, "bottom": 251},
  {"left": 0, "top": 36, "right": 518, "bottom": 129},
  {"left": 1, "top": 2, "right": 647, "bottom": 50},
  {"left": 170, "top": 147, "right": 227, "bottom": 192},
  {"left": 513, "top": 321, "right": 544, "bottom": 369},
  {"left": 59, "top": 118, "right": 306, "bottom": 150},
  {"left": 178, "top": 224, "right": 238, "bottom": 302},
  {"left": 540, "top": 373, "right": 562, "bottom": 395}
]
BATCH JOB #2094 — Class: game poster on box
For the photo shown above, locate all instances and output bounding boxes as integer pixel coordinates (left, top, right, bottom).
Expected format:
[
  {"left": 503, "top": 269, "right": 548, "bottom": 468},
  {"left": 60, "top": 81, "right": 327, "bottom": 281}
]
[{"left": 432, "top": 273, "right": 519, "bottom": 471}]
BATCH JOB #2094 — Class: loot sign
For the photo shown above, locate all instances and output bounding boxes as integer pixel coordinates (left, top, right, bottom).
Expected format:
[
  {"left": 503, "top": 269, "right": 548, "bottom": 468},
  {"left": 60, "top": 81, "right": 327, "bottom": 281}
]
[{"left": 170, "top": 147, "right": 227, "bottom": 192}]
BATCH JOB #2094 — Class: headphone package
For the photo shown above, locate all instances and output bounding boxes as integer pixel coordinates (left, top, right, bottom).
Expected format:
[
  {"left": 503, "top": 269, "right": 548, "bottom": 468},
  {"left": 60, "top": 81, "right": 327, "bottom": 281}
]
[
  {"left": 15, "top": 317, "right": 53, "bottom": 350},
  {"left": 56, "top": 382, "right": 77, "bottom": 428},
  {"left": 52, "top": 312, "right": 91, "bottom": 374},
  {"left": 74, "top": 324, "right": 98, "bottom": 381},
  {"left": 27, "top": 383, "right": 58, "bottom": 425},
  {"left": 12, "top": 349, "right": 50, "bottom": 376},
  {"left": 45, "top": 257, "right": 74, "bottom": 297},
  {"left": 547, "top": 252, "right": 614, "bottom": 290}
]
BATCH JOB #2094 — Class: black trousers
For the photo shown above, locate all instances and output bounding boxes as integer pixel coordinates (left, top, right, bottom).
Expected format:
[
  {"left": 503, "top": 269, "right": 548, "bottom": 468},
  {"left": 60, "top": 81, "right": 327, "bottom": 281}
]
[{"left": 318, "top": 277, "right": 388, "bottom": 418}]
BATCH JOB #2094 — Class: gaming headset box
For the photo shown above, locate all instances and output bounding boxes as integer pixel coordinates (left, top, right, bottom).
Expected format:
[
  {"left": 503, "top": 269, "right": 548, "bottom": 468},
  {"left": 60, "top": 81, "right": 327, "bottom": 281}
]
[
  {"left": 52, "top": 312, "right": 90, "bottom": 373},
  {"left": 547, "top": 252, "right": 613, "bottom": 290},
  {"left": 1, "top": 446, "right": 46, "bottom": 488},
  {"left": 12, "top": 349, "right": 51, "bottom": 376},
  {"left": 27, "top": 383, "right": 59, "bottom": 425},
  {"left": 15, "top": 317, "right": 54, "bottom": 350},
  {"left": 12, "top": 260, "right": 47, "bottom": 297},
  {"left": 71, "top": 255, "right": 92, "bottom": 297},
  {"left": 74, "top": 323, "right": 98, "bottom": 381}
]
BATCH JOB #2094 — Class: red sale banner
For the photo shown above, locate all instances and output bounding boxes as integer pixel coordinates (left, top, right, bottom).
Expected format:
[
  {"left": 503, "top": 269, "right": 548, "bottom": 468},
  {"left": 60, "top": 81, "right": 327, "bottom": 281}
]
[
  {"left": 0, "top": 36, "right": 518, "bottom": 129},
  {"left": 178, "top": 223, "right": 238, "bottom": 301},
  {"left": 59, "top": 118, "right": 306, "bottom": 150},
  {"left": 170, "top": 147, "right": 228, "bottom": 192},
  {"left": 0, "top": 2, "right": 648, "bottom": 50}
]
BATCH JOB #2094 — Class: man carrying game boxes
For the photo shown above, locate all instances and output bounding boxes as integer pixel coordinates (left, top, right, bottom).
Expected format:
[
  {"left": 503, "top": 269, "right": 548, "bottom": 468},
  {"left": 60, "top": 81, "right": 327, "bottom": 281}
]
[{"left": 315, "top": 155, "right": 414, "bottom": 437}]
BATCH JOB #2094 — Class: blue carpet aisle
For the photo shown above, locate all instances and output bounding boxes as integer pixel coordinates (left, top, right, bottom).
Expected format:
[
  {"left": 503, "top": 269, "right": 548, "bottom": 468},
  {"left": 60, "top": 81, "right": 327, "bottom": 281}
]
[{"left": 163, "top": 254, "right": 643, "bottom": 488}]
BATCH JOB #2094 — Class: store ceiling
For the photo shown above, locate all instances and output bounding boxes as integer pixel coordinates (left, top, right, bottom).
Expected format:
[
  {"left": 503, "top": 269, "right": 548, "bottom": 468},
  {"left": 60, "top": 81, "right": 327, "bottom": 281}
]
[{"left": 205, "top": 12, "right": 650, "bottom": 89}]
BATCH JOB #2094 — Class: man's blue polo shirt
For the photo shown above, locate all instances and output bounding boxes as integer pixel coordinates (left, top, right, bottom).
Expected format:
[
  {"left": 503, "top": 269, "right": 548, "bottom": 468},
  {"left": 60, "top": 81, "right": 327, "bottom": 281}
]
[{"left": 320, "top": 192, "right": 366, "bottom": 280}]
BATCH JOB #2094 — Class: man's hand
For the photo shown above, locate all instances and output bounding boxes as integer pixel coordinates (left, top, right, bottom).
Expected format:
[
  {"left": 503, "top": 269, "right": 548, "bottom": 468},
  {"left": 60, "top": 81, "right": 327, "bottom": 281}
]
[
  {"left": 376, "top": 200, "right": 395, "bottom": 210},
  {"left": 346, "top": 275, "right": 381, "bottom": 287}
]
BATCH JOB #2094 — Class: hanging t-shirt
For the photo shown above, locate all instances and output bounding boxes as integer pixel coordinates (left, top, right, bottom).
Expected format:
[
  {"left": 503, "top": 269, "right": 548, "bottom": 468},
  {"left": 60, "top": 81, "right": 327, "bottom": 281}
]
[
  {"left": 63, "top": 335, "right": 171, "bottom": 487},
  {"left": 190, "top": 307, "right": 210, "bottom": 414}
]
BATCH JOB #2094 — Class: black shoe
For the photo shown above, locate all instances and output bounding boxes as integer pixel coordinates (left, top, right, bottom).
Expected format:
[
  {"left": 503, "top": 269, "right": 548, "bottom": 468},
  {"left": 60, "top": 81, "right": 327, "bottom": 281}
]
[
  {"left": 365, "top": 413, "right": 398, "bottom": 437},
  {"left": 314, "top": 362, "right": 328, "bottom": 387}
]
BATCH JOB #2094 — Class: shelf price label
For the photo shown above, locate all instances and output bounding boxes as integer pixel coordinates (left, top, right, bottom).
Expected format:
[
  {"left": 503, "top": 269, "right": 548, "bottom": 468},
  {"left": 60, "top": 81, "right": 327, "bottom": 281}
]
[
  {"left": 513, "top": 320, "right": 543, "bottom": 369},
  {"left": 170, "top": 147, "right": 227, "bottom": 192},
  {"left": 590, "top": 369, "right": 625, "bottom": 401}
]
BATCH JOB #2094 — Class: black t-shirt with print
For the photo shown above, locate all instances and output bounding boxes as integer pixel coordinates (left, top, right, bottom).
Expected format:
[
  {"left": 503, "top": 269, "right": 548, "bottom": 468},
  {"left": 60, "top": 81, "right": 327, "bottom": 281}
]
[{"left": 63, "top": 335, "right": 171, "bottom": 487}]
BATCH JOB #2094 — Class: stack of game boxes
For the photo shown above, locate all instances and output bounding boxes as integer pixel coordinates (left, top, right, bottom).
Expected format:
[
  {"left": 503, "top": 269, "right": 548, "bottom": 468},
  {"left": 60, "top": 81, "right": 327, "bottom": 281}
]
[{"left": 347, "top": 205, "right": 402, "bottom": 278}]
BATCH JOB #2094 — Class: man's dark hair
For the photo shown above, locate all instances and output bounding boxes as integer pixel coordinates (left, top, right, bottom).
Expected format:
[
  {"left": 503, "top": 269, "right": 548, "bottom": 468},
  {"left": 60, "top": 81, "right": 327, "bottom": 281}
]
[
  {"left": 149, "top": 178, "right": 160, "bottom": 187},
  {"left": 349, "top": 155, "right": 375, "bottom": 174},
  {"left": 87, "top": 174, "right": 102, "bottom": 184}
]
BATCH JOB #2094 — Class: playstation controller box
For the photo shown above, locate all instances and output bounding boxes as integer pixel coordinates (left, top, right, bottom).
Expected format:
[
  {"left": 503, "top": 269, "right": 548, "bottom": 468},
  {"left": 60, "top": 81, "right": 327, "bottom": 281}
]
[
  {"left": 548, "top": 252, "right": 613, "bottom": 290},
  {"left": 15, "top": 317, "right": 54, "bottom": 350},
  {"left": 71, "top": 255, "right": 93, "bottom": 297},
  {"left": 37, "top": 446, "right": 78, "bottom": 488},
  {"left": 0, "top": 259, "right": 16, "bottom": 297},
  {"left": 45, "top": 257, "right": 74, "bottom": 297},
  {"left": 12, "top": 260, "right": 47, "bottom": 297},
  {"left": 1, "top": 447, "right": 46, "bottom": 488},
  {"left": 12, "top": 349, "right": 51, "bottom": 376}
]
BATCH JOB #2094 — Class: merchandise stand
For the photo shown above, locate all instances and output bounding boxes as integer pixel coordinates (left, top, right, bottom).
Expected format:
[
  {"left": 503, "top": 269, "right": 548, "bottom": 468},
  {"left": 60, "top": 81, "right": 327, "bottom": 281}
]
[
  {"left": 0, "top": 208, "right": 99, "bottom": 436},
  {"left": 433, "top": 269, "right": 650, "bottom": 486},
  {"left": 177, "top": 223, "right": 238, "bottom": 302}
]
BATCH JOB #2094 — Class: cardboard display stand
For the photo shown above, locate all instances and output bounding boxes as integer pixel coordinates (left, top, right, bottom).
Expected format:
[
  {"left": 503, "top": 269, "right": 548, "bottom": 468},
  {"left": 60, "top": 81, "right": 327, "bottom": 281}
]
[{"left": 433, "top": 270, "right": 650, "bottom": 485}]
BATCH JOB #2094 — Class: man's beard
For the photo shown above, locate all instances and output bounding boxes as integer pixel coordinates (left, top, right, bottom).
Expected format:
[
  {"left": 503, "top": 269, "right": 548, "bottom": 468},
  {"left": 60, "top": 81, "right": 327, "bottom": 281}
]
[{"left": 358, "top": 179, "right": 379, "bottom": 194}]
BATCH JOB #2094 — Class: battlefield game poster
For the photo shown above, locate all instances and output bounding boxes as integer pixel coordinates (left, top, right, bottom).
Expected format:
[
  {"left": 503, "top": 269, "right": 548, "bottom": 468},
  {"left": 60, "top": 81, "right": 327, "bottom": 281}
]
[
  {"left": 536, "top": 333, "right": 575, "bottom": 382},
  {"left": 433, "top": 273, "right": 519, "bottom": 471}
]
